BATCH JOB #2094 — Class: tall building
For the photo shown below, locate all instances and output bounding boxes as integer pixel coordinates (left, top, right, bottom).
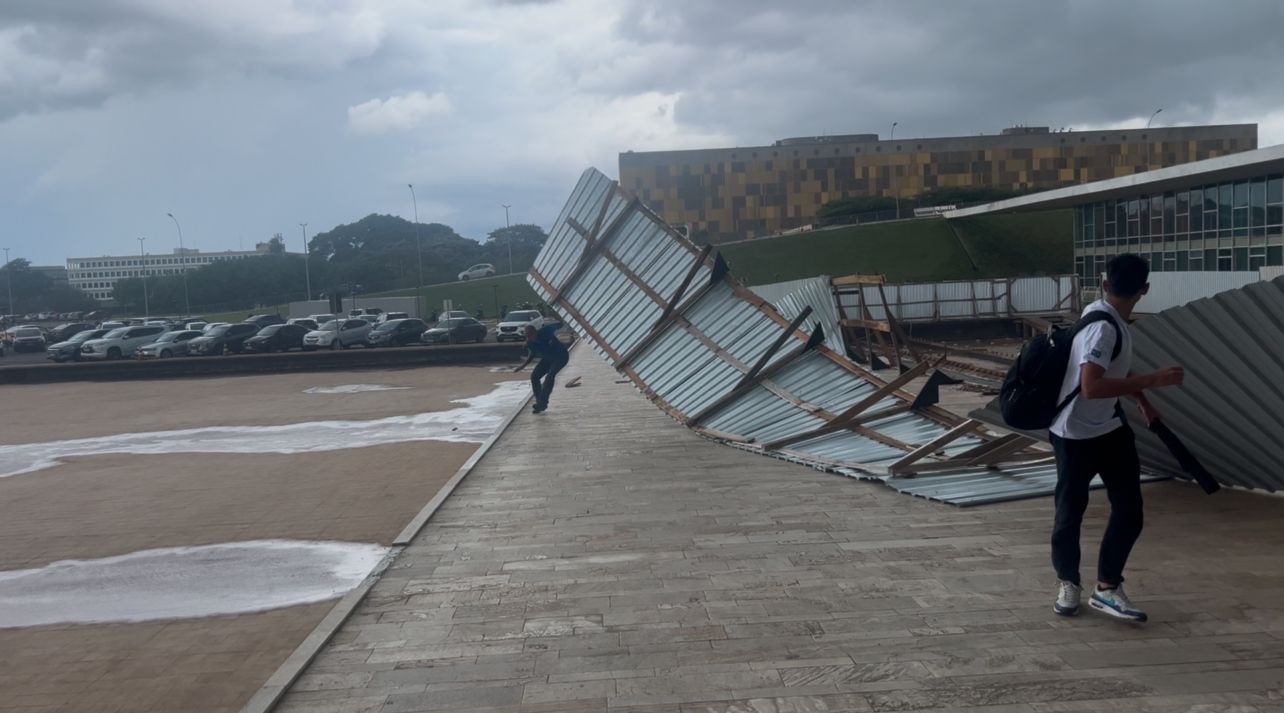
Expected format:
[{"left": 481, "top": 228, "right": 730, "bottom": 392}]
[
  {"left": 67, "top": 243, "right": 296, "bottom": 302},
  {"left": 619, "top": 124, "right": 1257, "bottom": 243}
]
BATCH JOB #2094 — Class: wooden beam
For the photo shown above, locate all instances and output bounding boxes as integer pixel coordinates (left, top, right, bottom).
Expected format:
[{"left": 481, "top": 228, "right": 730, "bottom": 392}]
[
  {"left": 615, "top": 248, "right": 718, "bottom": 370},
  {"left": 657, "top": 244, "right": 712, "bottom": 325},
  {"left": 966, "top": 433, "right": 1040, "bottom": 466},
  {"left": 887, "top": 419, "right": 983, "bottom": 474},
  {"left": 545, "top": 196, "right": 637, "bottom": 307},
  {"left": 685, "top": 340, "right": 813, "bottom": 426},
  {"left": 832, "top": 274, "right": 887, "bottom": 286},
  {"left": 848, "top": 403, "right": 912, "bottom": 426},
  {"left": 763, "top": 360, "right": 931, "bottom": 451},
  {"left": 899, "top": 450, "right": 1053, "bottom": 474},
  {"left": 743, "top": 307, "right": 812, "bottom": 384},
  {"left": 841, "top": 318, "right": 892, "bottom": 332}
]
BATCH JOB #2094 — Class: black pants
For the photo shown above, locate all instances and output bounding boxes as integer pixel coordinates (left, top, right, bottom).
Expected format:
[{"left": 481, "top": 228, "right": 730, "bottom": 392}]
[
  {"left": 1049, "top": 424, "right": 1143, "bottom": 587},
  {"left": 530, "top": 352, "right": 568, "bottom": 408}
]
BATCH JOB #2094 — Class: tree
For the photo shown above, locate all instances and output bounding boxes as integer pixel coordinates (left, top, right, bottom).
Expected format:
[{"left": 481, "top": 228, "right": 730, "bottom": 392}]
[
  {"left": 267, "top": 234, "right": 286, "bottom": 254},
  {"left": 483, "top": 224, "right": 548, "bottom": 273}
]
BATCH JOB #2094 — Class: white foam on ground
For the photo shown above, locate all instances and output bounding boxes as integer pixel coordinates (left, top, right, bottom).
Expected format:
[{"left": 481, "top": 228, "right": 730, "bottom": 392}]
[
  {"left": 303, "top": 384, "right": 413, "bottom": 394},
  {"left": 0, "top": 539, "right": 388, "bottom": 627},
  {"left": 0, "top": 380, "right": 528, "bottom": 478}
]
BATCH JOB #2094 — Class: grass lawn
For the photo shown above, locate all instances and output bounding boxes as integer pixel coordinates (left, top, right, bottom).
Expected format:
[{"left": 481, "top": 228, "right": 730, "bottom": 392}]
[
  {"left": 377, "top": 273, "right": 541, "bottom": 319},
  {"left": 718, "top": 209, "right": 1071, "bottom": 285}
]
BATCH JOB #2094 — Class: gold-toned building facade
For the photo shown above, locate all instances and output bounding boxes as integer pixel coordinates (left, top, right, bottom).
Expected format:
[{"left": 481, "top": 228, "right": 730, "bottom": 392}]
[{"left": 619, "top": 125, "right": 1257, "bottom": 243}]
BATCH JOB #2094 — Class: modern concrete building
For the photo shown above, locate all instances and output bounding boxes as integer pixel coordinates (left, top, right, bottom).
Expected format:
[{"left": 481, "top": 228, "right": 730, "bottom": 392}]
[
  {"left": 620, "top": 124, "right": 1257, "bottom": 242},
  {"left": 946, "top": 143, "right": 1284, "bottom": 291},
  {"left": 67, "top": 243, "right": 296, "bottom": 301}
]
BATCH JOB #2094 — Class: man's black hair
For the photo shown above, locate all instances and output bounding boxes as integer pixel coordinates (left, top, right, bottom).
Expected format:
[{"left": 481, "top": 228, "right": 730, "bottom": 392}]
[{"left": 1106, "top": 253, "right": 1150, "bottom": 298}]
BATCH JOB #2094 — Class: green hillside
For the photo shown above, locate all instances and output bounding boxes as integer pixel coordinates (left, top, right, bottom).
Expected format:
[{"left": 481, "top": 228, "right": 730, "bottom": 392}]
[{"left": 719, "top": 209, "right": 1071, "bottom": 285}]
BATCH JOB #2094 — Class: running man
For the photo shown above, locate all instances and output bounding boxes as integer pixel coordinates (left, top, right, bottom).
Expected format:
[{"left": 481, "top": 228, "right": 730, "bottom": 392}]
[
  {"left": 514, "top": 316, "right": 569, "bottom": 414},
  {"left": 1050, "top": 253, "right": 1183, "bottom": 622}
]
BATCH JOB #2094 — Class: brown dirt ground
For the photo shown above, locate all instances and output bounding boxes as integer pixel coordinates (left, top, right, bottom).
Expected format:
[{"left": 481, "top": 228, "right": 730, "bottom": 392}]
[{"left": 0, "top": 365, "right": 521, "bottom": 713}]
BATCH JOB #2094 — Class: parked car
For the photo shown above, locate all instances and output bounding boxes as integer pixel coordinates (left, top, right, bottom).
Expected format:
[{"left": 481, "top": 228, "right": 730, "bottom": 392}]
[
  {"left": 307, "top": 313, "right": 336, "bottom": 325},
  {"left": 367, "top": 318, "right": 429, "bottom": 347},
  {"left": 435, "top": 310, "right": 470, "bottom": 323},
  {"left": 135, "top": 330, "right": 204, "bottom": 359},
  {"left": 244, "top": 314, "right": 285, "bottom": 328},
  {"left": 287, "top": 318, "right": 319, "bottom": 332},
  {"left": 457, "top": 263, "right": 496, "bottom": 281},
  {"left": 11, "top": 326, "right": 48, "bottom": 352},
  {"left": 202, "top": 322, "right": 230, "bottom": 333},
  {"left": 357, "top": 314, "right": 379, "bottom": 325},
  {"left": 422, "top": 317, "right": 488, "bottom": 344},
  {"left": 50, "top": 322, "right": 96, "bottom": 343},
  {"left": 349, "top": 307, "right": 383, "bottom": 317},
  {"left": 187, "top": 323, "right": 261, "bottom": 355},
  {"left": 303, "top": 318, "right": 371, "bottom": 350},
  {"left": 46, "top": 328, "right": 111, "bottom": 362},
  {"left": 376, "top": 311, "right": 409, "bottom": 323},
  {"left": 78, "top": 325, "right": 166, "bottom": 360},
  {"left": 495, "top": 310, "right": 543, "bottom": 342},
  {"left": 98, "top": 320, "right": 126, "bottom": 331},
  {"left": 243, "top": 323, "right": 310, "bottom": 353},
  {"left": 185, "top": 321, "right": 209, "bottom": 332}
]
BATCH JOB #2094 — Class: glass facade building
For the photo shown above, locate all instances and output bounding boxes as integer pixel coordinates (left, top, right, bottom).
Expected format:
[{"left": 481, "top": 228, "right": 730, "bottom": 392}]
[{"left": 1073, "top": 172, "right": 1284, "bottom": 287}]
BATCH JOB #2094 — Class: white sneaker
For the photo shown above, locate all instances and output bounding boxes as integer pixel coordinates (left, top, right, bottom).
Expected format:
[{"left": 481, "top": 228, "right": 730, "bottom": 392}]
[
  {"left": 1054, "top": 580, "right": 1081, "bottom": 616},
  {"left": 1090, "top": 584, "right": 1147, "bottom": 622}
]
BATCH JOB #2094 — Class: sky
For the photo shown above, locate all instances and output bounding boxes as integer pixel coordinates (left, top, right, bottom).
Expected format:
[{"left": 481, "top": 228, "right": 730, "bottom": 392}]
[{"left": 3, "top": 0, "right": 1284, "bottom": 266}]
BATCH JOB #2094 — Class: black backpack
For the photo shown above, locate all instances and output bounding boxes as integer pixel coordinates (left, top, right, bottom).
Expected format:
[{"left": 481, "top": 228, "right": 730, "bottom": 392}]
[{"left": 1000, "top": 311, "right": 1122, "bottom": 430}]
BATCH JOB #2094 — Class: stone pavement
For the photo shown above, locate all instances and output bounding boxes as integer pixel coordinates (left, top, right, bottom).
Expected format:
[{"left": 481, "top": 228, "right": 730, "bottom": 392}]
[{"left": 275, "top": 352, "right": 1284, "bottom": 713}]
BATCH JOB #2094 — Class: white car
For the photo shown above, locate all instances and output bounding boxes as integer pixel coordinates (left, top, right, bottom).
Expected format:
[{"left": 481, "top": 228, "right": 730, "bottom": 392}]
[
  {"left": 376, "top": 311, "right": 409, "bottom": 324},
  {"left": 185, "top": 321, "right": 209, "bottom": 331},
  {"left": 203, "top": 322, "right": 230, "bottom": 333},
  {"left": 438, "top": 310, "right": 469, "bottom": 322},
  {"left": 495, "top": 310, "right": 543, "bottom": 342},
  {"left": 303, "top": 318, "right": 372, "bottom": 350},
  {"left": 308, "top": 313, "right": 337, "bottom": 325},
  {"left": 78, "top": 325, "right": 166, "bottom": 360},
  {"left": 457, "top": 263, "right": 495, "bottom": 281}
]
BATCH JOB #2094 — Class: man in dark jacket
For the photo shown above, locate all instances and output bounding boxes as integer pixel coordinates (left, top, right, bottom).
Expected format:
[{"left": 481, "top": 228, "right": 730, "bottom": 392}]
[{"left": 514, "top": 316, "right": 569, "bottom": 414}]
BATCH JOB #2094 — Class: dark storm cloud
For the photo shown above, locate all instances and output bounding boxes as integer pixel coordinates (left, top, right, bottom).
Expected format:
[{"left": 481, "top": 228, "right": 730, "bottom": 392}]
[{"left": 607, "top": 0, "right": 1284, "bottom": 141}]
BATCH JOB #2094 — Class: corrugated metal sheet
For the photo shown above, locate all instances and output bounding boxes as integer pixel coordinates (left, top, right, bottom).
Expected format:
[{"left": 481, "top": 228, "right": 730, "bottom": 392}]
[
  {"left": 836, "top": 276, "right": 1076, "bottom": 323},
  {"left": 750, "top": 277, "right": 846, "bottom": 356},
  {"left": 529, "top": 168, "right": 1073, "bottom": 506},
  {"left": 971, "top": 276, "right": 1284, "bottom": 494},
  {"left": 1135, "top": 271, "right": 1262, "bottom": 314}
]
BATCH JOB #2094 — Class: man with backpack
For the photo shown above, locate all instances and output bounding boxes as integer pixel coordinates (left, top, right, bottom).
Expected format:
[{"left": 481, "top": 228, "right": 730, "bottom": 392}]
[{"left": 1046, "top": 253, "right": 1183, "bottom": 622}]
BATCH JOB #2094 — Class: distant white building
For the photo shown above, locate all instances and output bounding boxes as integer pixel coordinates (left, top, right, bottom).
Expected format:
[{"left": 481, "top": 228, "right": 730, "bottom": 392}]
[{"left": 66, "top": 243, "right": 298, "bottom": 301}]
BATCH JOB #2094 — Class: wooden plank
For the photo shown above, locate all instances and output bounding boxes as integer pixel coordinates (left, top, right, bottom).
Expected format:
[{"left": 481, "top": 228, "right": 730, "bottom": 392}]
[
  {"left": 887, "top": 419, "right": 983, "bottom": 475},
  {"left": 685, "top": 342, "right": 813, "bottom": 426},
  {"left": 840, "top": 318, "right": 893, "bottom": 332},
  {"left": 545, "top": 195, "right": 637, "bottom": 307},
  {"left": 967, "top": 433, "right": 1040, "bottom": 466},
  {"left": 763, "top": 360, "right": 931, "bottom": 451},
  {"left": 600, "top": 248, "right": 666, "bottom": 308},
  {"left": 657, "top": 244, "right": 713, "bottom": 325},
  {"left": 742, "top": 307, "right": 812, "bottom": 384},
  {"left": 615, "top": 250, "right": 717, "bottom": 370},
  {"left": 900, "top": 450, "right": 1053, "bottom": 474},
  {"left": 832, "top": 274, "right": 887, "bottom": 286}
]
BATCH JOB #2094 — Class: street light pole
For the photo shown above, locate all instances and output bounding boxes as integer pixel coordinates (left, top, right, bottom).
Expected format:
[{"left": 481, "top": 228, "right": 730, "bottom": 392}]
[
  {"left": 2, "top": 247, "right": 12, "bottom": 319},
  {"left": 502, "top": 203, "right": 512, "bottom": 275},
  {"left": 166, "top": 212, "right": 191, "bottom": 317},
  {"left": 137, "top": 237, "right": 150, "bottom": 319},
  {"left": 408, "top": 184, "right": 424, "bottom": 318},
  {"left": 299, "top": 222, "right": 312, "bottom": 303},
  {"left": 890, "top": 121, "right": 900, "bottom": 220},
  {"left": 1145, "top": 108, "right": 1163, "bottom": 173}
]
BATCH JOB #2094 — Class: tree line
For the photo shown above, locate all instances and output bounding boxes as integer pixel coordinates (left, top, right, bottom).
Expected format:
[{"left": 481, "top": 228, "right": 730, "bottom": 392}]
[{"left": 105, "top": 216, "right": 547, "bottom": 316}]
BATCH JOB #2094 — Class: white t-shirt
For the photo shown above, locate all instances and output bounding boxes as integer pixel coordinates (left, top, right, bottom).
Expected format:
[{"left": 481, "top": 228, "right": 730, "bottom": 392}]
[{"left": 1048, "top": 300, "right": 1131, "bottom": 440}]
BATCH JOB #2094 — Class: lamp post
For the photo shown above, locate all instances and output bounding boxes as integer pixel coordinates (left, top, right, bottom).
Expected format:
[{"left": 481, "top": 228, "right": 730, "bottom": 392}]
[
  {"left": 890, "top": 121, "right": 899, "bottom": 220},
  {"left": 1145, "top": 108, "right": 1163, "bottom": 172},
  {"left": 502, "top": 203, "right": 513, "bottom": 275},
  {"left": 299, "top": 222, "right": 312, "bottom": 303},
  {"left": 137, "top": 237, "right": 150, "bottom": 319},
  {"left": 408, "top": 184, "right": 424, "bottom": 318},
  {"left": 2, "top": 247, "right": 12, "bottom": 319},
  {"left": 166, "top": 212, "right": 191, "bottom": 317}
]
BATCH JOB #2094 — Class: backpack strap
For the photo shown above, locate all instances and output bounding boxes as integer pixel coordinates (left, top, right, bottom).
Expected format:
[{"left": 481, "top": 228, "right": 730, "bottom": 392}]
[{"left": 1053, "top": 310, "right": 1125, "bottom": 415}]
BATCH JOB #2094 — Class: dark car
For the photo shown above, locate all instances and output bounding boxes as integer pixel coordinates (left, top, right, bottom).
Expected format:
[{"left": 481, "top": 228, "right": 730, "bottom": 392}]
[
  {"left": 242, "top": 323, "right": 309, "bottom": 353},
  {"left": 187, "top": 323, "right": 261, "bottom": 355},
  {"left": 244, "top": 314, "right": 286, "bottom": 328},
  {"left": 11, "top": 326, "right": 47, "bottom": 353},
  {"left": 421, "top": 318, "right": 488, "bottom": 344},
  {"left": 50, "top": 322, "right": 96, "bottom": 343},
  {"left": 46, "top": 328, "right": 110, "bottom": 362},
  {"left": 366, "top": 318, "right": 428, "bottom": 347}
]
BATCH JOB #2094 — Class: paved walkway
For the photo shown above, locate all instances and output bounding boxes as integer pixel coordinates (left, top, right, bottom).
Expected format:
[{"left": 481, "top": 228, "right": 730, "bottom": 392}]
[{"left": 276, "top": 353, "right": 1284, "bottom": 713}]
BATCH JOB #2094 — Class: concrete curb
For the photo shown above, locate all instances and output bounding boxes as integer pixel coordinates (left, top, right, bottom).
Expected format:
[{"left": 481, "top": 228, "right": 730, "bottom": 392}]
[
  {"left": 236, "top": 377, "right": 534, "bottom": 713},
  {"left": 0, "top": 343, "right": 523, "bottom": 385}
]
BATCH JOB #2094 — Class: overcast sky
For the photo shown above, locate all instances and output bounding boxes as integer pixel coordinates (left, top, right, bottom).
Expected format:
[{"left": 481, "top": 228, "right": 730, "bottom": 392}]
[{"left": 3, "top": 0, "right": 1284, "bottom": 266}]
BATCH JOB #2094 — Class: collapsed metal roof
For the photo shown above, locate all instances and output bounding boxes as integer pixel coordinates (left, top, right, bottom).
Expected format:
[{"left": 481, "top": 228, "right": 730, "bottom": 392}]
[{"left": 530, "top": 168, "right": 1074, "bottom": 505}]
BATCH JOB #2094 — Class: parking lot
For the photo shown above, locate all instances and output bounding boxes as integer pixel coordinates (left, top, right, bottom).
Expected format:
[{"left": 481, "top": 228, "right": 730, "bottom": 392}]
[{"left": 0, "top": 364, "right": 529, "bottom": 713}]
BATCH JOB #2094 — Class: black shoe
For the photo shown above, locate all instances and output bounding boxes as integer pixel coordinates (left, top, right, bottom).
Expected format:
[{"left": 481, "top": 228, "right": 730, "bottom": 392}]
[{"left": 532, "top": 403, "right": 547, "bottom": 414}]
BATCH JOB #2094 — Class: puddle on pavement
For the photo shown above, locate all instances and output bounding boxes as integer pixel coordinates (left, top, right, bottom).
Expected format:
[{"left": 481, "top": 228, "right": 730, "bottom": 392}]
[
  {"left": 303, "top": 384, "right": 413, "bottom": 394},
  {"left": 0, "top": 380, "right": 528, "bottom": 478},
  {"left": 0, "top": 539, "right": 387, "bottom": 627}
]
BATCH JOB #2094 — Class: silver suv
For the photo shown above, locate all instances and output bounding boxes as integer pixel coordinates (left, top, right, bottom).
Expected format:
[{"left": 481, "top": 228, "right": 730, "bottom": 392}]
[
  {"left": 79, "top": 325, "right": 166, "bottom": 360},
  {"left": 303, "top": 318, "right": 372, "bottom": 350}
]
